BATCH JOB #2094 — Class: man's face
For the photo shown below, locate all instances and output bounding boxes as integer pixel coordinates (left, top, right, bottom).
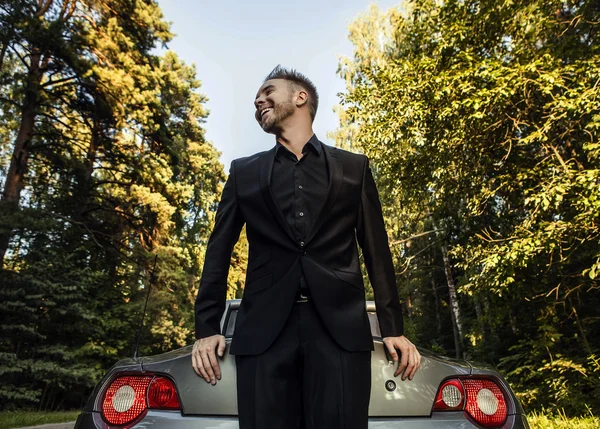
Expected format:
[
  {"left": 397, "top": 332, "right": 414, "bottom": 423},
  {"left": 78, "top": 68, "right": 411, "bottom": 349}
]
[{"left": 254, "top": 79, "right": 296, "bottom": 134}]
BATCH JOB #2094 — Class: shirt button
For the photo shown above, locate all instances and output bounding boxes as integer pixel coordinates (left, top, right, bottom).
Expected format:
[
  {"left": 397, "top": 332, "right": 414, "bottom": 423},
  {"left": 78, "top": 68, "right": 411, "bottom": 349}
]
[
  {"left": 299, "top": 212, "right": 304, "bottom": 217},
  {"left": 298, "top": 185, "right": 303, "bottom": 190},
  {"left": 300, "top": 241, "right": 305, "bottom": 247}
]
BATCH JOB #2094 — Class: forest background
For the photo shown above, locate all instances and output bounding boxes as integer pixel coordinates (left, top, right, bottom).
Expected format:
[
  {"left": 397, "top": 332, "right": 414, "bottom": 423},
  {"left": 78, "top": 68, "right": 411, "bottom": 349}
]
[{"left": 0, "top": 0, "right": 598, "bottom": 420}]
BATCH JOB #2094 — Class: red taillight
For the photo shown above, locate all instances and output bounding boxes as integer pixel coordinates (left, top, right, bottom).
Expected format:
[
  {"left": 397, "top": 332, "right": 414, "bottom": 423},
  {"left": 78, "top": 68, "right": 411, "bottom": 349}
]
[
  {"left": 463, "top": 379, "right": 508, "bottom": 428},
  {"left": 433, "top": 377, "right": 508, "bottom": 428},
  {"left": 102, "top": 376, "right": 153, "bottom": 425},
  {"left": 434, "top": 379, "right": 465, "bottom": 410},
  {"left": 148, "top": 376, "right": 181, "bottom": 409},
  {"left": 102, "top": 374, "right": 180, "bottom": 427}
]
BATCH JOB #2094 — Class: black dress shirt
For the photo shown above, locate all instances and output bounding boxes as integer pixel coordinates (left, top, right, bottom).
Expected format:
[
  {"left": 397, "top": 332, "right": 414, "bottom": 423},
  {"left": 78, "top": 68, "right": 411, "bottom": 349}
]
[{"left": 271, "top": 134, "right": 329, "bottom": 293}]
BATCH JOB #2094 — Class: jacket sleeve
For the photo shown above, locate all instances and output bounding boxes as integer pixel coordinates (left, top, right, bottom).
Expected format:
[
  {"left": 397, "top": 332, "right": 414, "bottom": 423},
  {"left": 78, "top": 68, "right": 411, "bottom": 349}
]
[
  {"left": 195, "top": 160, "right": 245, "bottom": 339},
  {"left": 356, "top": 155, "right": 404, "bottom": 338}
]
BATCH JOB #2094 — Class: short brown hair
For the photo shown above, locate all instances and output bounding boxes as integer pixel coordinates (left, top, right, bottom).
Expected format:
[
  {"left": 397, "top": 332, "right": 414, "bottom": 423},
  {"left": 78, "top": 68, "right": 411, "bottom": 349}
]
[{"left": 264, "top": 65, "right": 319, "bottom": 121}]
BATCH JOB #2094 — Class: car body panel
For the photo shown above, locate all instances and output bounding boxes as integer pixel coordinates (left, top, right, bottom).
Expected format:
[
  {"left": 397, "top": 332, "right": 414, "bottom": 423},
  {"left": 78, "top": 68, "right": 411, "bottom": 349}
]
[
  {"left": 77, "top": 300, "right": 529, "bottom": 428},
  {"left": 75, "top": 410, "right": 530, "bottom": 429}
]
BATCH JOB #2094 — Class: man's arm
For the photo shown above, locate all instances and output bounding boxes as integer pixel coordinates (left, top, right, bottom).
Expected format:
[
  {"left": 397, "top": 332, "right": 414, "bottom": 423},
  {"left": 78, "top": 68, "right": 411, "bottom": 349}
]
[
  {"left": 356, "top": 155, "right": 421, "bottom": 380},
  {"left": 195, "top": 160, "right": 245, "bottom": 337},
  {"left": 356, "top": 156, "right": 403, "bottom": 337},
  {"left": 193, "top": 160, "right": 244, "bottom": 384}
]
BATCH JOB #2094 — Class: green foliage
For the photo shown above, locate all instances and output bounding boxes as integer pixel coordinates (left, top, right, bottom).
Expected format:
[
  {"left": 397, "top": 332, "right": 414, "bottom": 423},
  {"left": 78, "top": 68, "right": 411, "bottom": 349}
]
[
  {"left": 335, "top": 0, "right": 599, "bottom": 414},
  {"left": 0, "top": 0, "right": 240, "bottom": 411}
]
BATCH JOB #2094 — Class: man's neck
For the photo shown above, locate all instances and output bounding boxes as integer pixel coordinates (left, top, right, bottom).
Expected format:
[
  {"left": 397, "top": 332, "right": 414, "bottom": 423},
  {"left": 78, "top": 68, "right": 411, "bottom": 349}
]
[{"left": 275, "top": 123, "right": 314, "bottom": 159}]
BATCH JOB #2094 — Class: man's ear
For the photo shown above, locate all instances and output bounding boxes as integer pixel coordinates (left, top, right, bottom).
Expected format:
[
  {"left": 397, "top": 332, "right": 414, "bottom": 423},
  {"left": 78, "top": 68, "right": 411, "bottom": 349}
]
[{"left": 295, "top": 89, "right": 309, "bottom": 108}]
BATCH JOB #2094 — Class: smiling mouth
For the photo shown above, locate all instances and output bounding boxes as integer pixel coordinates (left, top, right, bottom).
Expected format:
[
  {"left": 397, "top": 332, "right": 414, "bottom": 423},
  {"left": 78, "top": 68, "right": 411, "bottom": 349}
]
[{"left": 260, "top": 107, "right": 273, "bottom": 120}]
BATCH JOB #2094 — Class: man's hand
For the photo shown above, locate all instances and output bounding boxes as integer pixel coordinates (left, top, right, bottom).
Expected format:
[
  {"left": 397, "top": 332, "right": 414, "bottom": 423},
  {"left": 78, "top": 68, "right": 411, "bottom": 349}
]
[
  {"left": 383, "top": 335, "right": 421, "bottom": 380},
  {"left": 192, "top": 334, "right": 226, "bottom": 385}
]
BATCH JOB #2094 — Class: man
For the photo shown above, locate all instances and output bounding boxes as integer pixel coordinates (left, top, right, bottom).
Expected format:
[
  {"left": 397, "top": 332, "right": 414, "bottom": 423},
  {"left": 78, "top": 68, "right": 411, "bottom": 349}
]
[{"left": 192, "top": 65, "right": 420, "bottom": 429}]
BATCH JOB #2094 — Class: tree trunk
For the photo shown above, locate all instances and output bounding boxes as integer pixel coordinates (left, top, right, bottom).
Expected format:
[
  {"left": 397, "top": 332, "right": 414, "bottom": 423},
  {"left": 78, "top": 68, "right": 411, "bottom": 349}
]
[
  {"left": 0, "top": 50, "right": 42, "bottom": 267},
  {"left": 441, "top": 243, "right": 464, "bottom": 358},
  {"left": 0, "top": 41, "right": 8, "bottom": 72},
  {"left": 406, "top": 294, "right": 413, "bottom": 318},
  {"left": 430, "top": 273, "right": 442, "bottom": 339},
  {"left": 38, "top": 384, "right": 48, "bottom": 412}
]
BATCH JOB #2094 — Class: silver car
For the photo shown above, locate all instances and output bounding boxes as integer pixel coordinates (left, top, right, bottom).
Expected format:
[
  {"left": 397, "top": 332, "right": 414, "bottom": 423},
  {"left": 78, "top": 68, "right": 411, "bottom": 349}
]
[{"left": 75, "top": 300, "right": 530, "bottom": 429}]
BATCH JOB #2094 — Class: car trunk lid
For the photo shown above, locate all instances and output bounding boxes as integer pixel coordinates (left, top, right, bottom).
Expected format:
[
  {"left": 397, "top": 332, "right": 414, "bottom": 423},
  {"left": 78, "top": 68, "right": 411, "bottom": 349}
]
[{"left": 141, "top": 341, "right": 471, "bottom": 417}]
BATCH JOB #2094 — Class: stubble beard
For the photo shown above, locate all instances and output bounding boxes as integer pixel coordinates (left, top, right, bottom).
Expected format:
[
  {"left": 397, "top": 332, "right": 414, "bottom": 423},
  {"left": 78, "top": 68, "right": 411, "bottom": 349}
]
[{"left": 261, "top": 98, "right": 295, "bottom": 134}]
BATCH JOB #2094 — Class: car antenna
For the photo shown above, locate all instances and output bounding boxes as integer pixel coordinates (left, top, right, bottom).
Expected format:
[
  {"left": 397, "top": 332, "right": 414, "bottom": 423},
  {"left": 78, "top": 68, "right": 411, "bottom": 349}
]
[{"left": 133, "top": 254, "right": 158, "bottom": 360}]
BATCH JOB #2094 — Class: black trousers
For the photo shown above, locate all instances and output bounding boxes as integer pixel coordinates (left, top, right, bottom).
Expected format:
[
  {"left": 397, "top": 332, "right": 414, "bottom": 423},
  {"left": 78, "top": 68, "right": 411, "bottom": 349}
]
[{"left": 235, "top": 300, "right": 372, "bottom": 429}]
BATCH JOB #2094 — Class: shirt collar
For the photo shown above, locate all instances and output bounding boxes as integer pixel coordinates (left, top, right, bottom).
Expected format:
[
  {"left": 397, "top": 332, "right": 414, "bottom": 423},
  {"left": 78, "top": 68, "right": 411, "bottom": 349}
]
[{"left": 275, "top": 134, "right": 322, "bottom": 160}]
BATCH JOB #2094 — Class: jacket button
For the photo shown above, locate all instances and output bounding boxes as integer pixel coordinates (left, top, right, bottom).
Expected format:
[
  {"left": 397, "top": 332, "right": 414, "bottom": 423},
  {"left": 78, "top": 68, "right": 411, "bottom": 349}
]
[{"left": 301, "top": 250, "right": 307, "bottom": 256}]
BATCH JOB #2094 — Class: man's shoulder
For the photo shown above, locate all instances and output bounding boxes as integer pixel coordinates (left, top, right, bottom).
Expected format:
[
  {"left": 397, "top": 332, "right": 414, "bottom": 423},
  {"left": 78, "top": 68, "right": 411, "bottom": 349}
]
[
  {"left": 230, "top": 149, "right": 271, "bottom": 169},
  {"left": 322, "top": 143, "right": 367, "bottom": 165}
]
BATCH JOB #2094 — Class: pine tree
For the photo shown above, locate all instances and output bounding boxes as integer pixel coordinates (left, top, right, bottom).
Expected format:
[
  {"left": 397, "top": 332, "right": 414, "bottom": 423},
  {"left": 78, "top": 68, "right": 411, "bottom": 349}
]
[{"left": 0, "top": 0, "right": 229, "bottom": 410}]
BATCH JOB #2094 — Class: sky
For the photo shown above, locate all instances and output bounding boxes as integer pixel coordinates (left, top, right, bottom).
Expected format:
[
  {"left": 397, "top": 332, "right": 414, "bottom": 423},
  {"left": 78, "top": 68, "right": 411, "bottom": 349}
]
[{"left": 155, "top": 0, "right": 400, "bottom": 169}]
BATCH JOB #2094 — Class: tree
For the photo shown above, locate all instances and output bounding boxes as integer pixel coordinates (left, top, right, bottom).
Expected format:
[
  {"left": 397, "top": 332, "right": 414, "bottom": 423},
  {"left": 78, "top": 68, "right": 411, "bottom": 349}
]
[
  {"left": 0, "top": 0, "right": 230, "bottom": 410},
  {"left": 335, "top": 0, "right": 600, "bottom": 413}
]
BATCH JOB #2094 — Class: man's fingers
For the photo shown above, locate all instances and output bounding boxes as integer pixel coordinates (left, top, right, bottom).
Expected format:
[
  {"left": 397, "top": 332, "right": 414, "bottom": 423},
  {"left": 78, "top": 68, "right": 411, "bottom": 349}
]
[
  {"left": 385, "top": 341, "right": 398, "bottom": 363},
  {"left": 409, "top": 349, "right": 422, "bottom": 380},
  {"left": 192, "top": 346, "right": 207, "bottom": 380},
  {"left": 196, "top": 352, "right": 211, "bottom": 382},
  {"left": 394, "top": 348, "right": 406, "bottom": 377},
  {"left": 409, "top": 349, "right": 419, "bottom": 380},
  {"left": 405, "top": 349, "right": 417, "bottom": 380},
  {"left": 217, "top": 336, "right": 226, "bottom": 357},
  {"left": 200, "top": 352, "right": 216, "bottom": 384},
  {"left": 384, "top": 339, "right": 405, "bottom": 378},
  {"left": 404, "top": 347, "right": 421, "bottom": 380},
  {"left": 397, "top": 347, "right": 409, "bottom": 379},
  {"left": 191, "top": 351, "right": 202, "bottom": 377},
  {"left": 207, "top": 349, "right": 221, "bottom": 381}
]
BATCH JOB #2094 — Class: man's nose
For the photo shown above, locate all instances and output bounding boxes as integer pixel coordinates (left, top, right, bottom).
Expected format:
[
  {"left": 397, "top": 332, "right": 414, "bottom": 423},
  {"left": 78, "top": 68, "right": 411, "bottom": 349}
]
[{"left": 255, "top": 95, "right": 267, "bottom": 109}]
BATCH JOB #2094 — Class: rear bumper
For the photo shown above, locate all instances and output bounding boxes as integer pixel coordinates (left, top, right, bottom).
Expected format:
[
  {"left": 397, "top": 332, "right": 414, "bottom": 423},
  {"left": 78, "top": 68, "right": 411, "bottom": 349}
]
[{"left": 76, "top": 410, "right": 530, "bottom": 429}]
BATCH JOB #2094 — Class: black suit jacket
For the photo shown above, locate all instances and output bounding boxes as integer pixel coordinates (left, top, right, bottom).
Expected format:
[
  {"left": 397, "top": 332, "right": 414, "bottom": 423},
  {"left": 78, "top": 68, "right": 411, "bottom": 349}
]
[{"left": 195, "top": 142, "right": 403, "bottom": 355}]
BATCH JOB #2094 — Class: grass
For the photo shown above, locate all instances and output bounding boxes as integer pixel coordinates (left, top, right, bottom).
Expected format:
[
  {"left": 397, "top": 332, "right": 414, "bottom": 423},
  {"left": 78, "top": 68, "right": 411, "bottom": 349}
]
[
  {"left": 0, "top": 411, "right": 80, "bottom": 429},
  {"left": 527, "top": 408, "right": 600, "bottom": 429}
]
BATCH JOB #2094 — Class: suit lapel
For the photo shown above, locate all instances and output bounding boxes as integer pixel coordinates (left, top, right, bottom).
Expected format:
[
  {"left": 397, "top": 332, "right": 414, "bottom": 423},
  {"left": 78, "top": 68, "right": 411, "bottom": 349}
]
[
  {"left": 259, "top": 147, "right": 297, "bottom": 244},
  {"left": 305, "top": 144, "right": 343, "bottom": 246}
]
